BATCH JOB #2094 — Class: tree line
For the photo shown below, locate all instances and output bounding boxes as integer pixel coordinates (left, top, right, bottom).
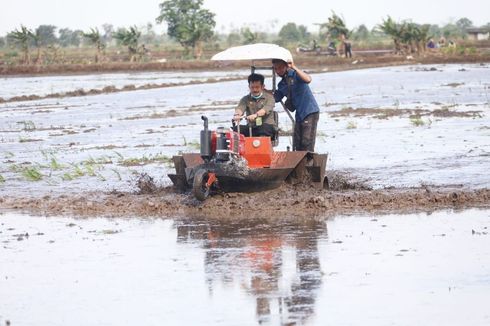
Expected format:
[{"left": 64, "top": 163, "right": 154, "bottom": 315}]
[{"left": 1, "top": 0, "right": 488, "bottom": 64}]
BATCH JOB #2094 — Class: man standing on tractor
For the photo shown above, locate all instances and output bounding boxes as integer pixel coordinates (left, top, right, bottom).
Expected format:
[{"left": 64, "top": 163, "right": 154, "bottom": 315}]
[
  {"left": 233, "top": 73, "right": 276, "bottom": 137},
  {"left": 272, "top": 59, "right": 320, "bottom": 151}
]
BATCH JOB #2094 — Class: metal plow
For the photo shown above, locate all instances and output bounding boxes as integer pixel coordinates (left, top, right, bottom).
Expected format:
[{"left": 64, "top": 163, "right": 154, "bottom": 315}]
[{"left": 168, "top": 151, "right": 327, "bottom": 197}]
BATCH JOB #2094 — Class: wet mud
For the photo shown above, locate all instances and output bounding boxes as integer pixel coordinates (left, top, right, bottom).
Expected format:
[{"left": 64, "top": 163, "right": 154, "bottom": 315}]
[
  {"left": 1, "top": 174, "right": 488, "bottom": 218},
  {"left": 329, "top": 106, "right": 483, "bottom": 119},
  {"left": 0, "top": 77, "right": 241, "bottom": 104}
]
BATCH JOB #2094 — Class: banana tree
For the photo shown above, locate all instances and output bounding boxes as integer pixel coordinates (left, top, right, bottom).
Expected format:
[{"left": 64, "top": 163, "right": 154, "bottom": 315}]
[
  {"left": 379, "top": 17, "right": 432, "bottom": 54},
  {"left": 378, "top": 17, "right": 403, "bottom": 53},
  {"left": 82, "top": 28, "right": 104, "bottom": 63},
  {"left": 113, "top": 26, "right": 141, "bottom": 62},
  {"left": 8, "top": 25, "right": 34, "bottom": 64},
  {"left": 319, "top": 12, "right": 350, "bottom": 55}
]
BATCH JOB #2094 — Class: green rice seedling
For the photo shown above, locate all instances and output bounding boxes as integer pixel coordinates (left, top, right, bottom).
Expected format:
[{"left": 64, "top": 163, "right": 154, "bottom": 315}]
[
  {"left": 21, "top": 167, "right": 43, "bottom": 181},
  {"left": 186, "top": 140, "right": 200, "bottom": 150},
  {"left": 50, "top": 157, "right": 64, "bottom": 170},
  {"left": 61, "top": 173, "right": 74, "bottom": 181},
  {"left": 96, "top": 172, "right": 106, "bottom": 181},
  {"left": 111, "top": 168, "right": 122, "bottom": 181},
  {"left": 9, "top": 164, "right": 22, "bottom": 173},
  {"left": 97, "top": 156, "right": 113, "bottom": 164},
  {"left": 119, "top": 157, "right": 142, "bottom": 166},
  {"left": 410, "top": 116, "right": 425, "bottom": 127},
  {"left": 17, "top": 120, "right": 36, "bottom": 131},
  {"left": 83, "top": 156, "right": 97, "bottom": 165},
  {"left": 119, "top": 153, "right": 173, "bottom": 166},
  {"left": 0, "top": 174, "right": 5, "bottom": 183},
  {"left": 84, "top": 163, "right": 96, "bottom": 176},
  {"left": 347, "top": 121, "right": 357, "bottom": 129},
  {"left": 73, "top": 165, "right": 85, "bottom": 177},
  {"left": 113, "top": 151, "right": 124, "bottom": 160},
  {"left": 69, "top": 164, "right": 85, "bottom": 177},
  {"left": 153, "top": 153, "right": 173, "bottom": 163},
  {"left": 19, "top": 137, "right": 42, "bottom": 143},
  {"left": 41, "top": 149, "right": 57, "bottom": 160}
]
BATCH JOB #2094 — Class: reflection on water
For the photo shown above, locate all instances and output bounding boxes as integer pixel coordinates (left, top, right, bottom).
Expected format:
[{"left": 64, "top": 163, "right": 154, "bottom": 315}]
[
  {"left": 175, "top": 217, "right": 327, "bottom": 325},
  {"left": 2, "top": 209, "right": 490, "bottom": 325}
]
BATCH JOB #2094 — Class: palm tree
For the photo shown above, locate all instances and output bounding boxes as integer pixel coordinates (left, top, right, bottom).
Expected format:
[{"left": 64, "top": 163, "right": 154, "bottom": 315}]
[
  {"left": 113, "top": 26, "right": 141, "bottom": 62},
  {"left": 8, "top": 25, "right": 34, "bottom": 64},
  {"left": 82, "top": 28, "right": 104, "bottom": 63}
]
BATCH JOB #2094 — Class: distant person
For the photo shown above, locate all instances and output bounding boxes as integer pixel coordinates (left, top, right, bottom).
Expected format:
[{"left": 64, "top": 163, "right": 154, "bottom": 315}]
[
  {"left": 438, "top": 36, "right": 446, "bottom": 47},
  {"left": 327, "top": 41, "right": 337, "bottom": 56},
  {"left": 427, "top": 39, "right": 436, "bottom": 49},
  {"left": 341, "top": 33, "right": 352, "bottom": 58},
  {"left": 272, "top": 59, "right": 320, "bottom": 152},
  {"left": 232, "top": 73, "right": 276, "bottom": 137}
]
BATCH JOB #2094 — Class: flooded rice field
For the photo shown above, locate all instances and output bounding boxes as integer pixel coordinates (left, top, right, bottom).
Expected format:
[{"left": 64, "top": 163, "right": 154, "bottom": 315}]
[
  {"left": 0, "top": 63, "right": 489, "bottom": 202},
  {"left": 0, "top": 69, "right": 250, "bottom": 100},
  {"left": 1, "top": 63, "right": 490, "bottom": 325},
  {"left": 1, "top": 208, "right": 490, "bottom": 325}
]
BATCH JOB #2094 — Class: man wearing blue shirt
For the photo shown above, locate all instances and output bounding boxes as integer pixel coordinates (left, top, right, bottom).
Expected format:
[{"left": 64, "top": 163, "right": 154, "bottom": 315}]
[{"left": 272, "top": 59, "right": 320, "bottom": 151}]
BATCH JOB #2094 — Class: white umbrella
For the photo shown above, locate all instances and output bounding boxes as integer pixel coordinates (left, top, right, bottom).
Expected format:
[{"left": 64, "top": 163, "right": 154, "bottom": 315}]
[{"left": 211, "top": 43, "right": 293, "bottom": 62}]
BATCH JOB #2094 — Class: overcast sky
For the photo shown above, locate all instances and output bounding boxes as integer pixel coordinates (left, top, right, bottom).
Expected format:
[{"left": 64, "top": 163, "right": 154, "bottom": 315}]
[{"left": 1, "top": 0, "right": 489, "bottom": 36}]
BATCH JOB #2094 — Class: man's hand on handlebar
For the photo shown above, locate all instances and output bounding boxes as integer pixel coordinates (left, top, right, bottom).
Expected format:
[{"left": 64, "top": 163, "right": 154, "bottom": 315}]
[
  {"left": 233, "top": 113, "right": 243, "bottom": 122},
  {"left": 246, "top": 113, "right": 259, "bottom": 122}
]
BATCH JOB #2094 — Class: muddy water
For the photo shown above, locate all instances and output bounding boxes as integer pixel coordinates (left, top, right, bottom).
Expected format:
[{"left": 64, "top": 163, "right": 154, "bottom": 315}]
[{"left": 1, "top": 209, "right": 490, "bottom": 325}]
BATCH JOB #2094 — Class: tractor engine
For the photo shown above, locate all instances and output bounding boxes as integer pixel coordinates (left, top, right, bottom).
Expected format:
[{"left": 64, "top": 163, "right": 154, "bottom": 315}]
[{"left": 200, "top": 116, "right": 244, "bottom": 162}]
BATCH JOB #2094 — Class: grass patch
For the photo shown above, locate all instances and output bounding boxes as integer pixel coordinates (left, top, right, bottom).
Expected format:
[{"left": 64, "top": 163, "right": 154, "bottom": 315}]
[{"left": 0, "top": 174, "right": 5, "bottom": 183}]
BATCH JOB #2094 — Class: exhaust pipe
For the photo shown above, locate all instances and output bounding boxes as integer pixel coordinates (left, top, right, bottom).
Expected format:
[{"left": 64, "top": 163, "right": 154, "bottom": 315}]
[{"left": 200, "top": 116, "right": 212, "bottom": 162}]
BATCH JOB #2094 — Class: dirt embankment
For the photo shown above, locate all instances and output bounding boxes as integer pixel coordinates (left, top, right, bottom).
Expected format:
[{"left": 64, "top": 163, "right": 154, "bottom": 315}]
[
  {"left": 1, "top": 52, "right": 489, "bottom": 77},
  {"left": 1, "top": 172, "right": 489, "bottom": 219}
]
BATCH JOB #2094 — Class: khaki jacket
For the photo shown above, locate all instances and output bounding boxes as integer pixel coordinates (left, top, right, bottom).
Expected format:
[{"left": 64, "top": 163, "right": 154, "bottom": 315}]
[{"left": 235, "top": 92, "right": 275, "bottom": 126}]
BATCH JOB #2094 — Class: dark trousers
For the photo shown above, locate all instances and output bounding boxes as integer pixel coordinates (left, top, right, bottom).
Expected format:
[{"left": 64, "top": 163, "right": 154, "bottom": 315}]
[
  {"left": 294, "top": 112, "right": 319, "bottom": 151},
  {"left": 344, "top": 43, "right": 352, "bottom": 58},
  {"left": 232, "top": 123, "right": 275, "bottom": 137}
]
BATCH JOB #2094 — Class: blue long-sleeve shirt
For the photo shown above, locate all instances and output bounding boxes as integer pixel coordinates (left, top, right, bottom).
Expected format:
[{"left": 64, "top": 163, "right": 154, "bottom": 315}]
[{"left": 274, "top": 69, "right": 320, "bottom": 122}]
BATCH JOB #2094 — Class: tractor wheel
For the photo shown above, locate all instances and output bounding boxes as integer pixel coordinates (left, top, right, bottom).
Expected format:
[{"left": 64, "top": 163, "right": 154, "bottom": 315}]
[{"left": 192, "top": 169, "right": 210, "bottom": 201}]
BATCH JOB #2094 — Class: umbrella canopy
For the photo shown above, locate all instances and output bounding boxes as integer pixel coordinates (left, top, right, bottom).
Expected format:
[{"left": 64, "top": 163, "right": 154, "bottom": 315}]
[{"left": 211, "top": 43, "right": 293, "bottom": 62}]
